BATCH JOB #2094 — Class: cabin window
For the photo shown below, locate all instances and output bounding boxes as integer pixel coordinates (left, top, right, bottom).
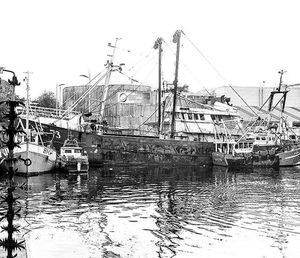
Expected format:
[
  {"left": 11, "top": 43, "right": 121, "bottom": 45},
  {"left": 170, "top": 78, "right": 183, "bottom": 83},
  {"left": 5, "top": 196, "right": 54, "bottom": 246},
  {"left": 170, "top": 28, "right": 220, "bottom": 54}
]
[
  {"left": 65, "top": 150, "right": 72, "bottom": 153},
  {"left": 194, "top": 114, "right": 199, "bottom": 120},
  {"left": 200, "top": 114, "right": 205, "bottom": 120},
  {"left": 261, "top": 137, "right": 266, "bottom": 141},
  {"left": 239, "top": 143, "right": 243, "bottom": 148},
  {"left": 188, "top": 113, "right": 193, "bottom": 120},
  {"left": 235, "top": 144, "right": 238, "bottom": 149},
  {"left": 75, "top": 149, "right": 81, "bottom": 153},
  {"left": 249, "top": 143, "right": 253, "bottom": 147},
  {"left": 256, "top": 137, "right": 260, "bottom": 140},
  {"left": 181, "top": 113, "right": 185, "bottom": 119},
  {"left": 222, "top": 144, "right": 227, "bottom": 153}
]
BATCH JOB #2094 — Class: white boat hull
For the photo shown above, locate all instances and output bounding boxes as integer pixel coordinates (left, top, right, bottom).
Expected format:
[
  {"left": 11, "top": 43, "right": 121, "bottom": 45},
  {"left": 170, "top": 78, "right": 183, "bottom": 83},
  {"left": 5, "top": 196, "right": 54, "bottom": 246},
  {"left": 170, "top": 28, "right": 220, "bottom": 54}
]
[{"left": 1, "top": 142, "right": 57, "bottom": 175}]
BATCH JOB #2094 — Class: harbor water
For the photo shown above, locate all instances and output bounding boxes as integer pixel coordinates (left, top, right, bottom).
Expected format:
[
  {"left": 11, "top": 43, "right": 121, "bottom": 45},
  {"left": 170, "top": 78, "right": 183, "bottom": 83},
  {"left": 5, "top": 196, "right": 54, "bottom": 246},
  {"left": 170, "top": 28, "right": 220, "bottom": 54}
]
[{"left": 1, "top": 165, "right": 300, "bottom": 257}]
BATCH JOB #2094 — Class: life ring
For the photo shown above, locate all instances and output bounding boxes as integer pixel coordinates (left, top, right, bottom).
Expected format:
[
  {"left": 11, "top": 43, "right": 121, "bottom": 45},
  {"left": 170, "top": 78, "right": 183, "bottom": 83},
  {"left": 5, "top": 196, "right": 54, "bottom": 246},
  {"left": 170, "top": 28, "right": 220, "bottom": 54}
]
[{"left": 24, "top": 159, "right": 32, "bottom": 166}]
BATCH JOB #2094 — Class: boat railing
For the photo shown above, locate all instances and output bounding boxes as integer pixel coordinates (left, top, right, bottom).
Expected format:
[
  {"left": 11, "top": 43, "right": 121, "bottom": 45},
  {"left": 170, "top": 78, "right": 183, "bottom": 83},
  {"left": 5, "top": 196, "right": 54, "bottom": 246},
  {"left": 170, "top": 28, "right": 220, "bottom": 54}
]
[{"left": 21, "top": 105, "right": 80, "bottom": 119}]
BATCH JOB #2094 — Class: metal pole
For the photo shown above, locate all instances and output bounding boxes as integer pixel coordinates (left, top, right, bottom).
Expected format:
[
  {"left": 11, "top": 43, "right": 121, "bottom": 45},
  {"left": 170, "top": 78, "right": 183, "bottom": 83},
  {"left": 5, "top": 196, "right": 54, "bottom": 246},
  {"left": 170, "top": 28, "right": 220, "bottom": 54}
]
[
  {"left": 170, "top": 30, "right": 181, "bottom": 139},
  {"left": 154, "top": 37, "right": 163, "bottom": 136},
  {"left": 99, "top": 38, "right": 120, "bottom": 121},
  {"left": 88, "top": 72, "right": 91, "bottom": 114},
  {"left": 56, "top": 83, "right": 58, "bottom": 116}
]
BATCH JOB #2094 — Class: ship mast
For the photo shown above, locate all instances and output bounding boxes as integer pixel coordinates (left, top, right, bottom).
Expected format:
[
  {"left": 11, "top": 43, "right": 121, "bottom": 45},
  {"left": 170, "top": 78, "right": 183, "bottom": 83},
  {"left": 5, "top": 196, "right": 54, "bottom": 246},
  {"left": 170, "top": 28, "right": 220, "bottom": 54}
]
[
  {"left": 154, "top": 37, "right": 163, "bottom": 135},
  {"left": 24, "top": 71, "right": 33, "bottom": 139},
  {"left": 57, "top": 38, "right": 121, "bottom": 122},
  {"left": 267, "top": 70, "right": 288, "bottom": 141},
  {"left": 268, "top": 70, "right": 287, "bottom": 112},
  {"left": 99, "top": 38, "right": 121, "bottom": 121},
  {"left": 170, "top": 30, "right": 181, "bottom": 139}
]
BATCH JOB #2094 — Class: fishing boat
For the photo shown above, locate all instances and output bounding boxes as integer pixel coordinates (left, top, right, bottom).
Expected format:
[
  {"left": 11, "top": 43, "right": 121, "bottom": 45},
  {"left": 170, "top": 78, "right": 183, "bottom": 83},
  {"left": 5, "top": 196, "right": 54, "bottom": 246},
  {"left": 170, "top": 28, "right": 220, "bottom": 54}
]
[
  {"left": 251, "top": 70, "right": 300, "bottom": 167},
  {"left": 0, "top": 73, "right": 57, "bottom": 175},
  {"left": 60, "top": 136, "right": 89, "bottom": 172},
  {"left": 212, "top": 124, "right": 279, "bottom": 168},
  {"left": 212, "top": 70, "right": 300, "bottom": 169},
  {"left": 21, "top": 31, "right": 245, "bottom": 167},
  {"left": 212, "top": 138, "right": 253, "bottom": 168}
]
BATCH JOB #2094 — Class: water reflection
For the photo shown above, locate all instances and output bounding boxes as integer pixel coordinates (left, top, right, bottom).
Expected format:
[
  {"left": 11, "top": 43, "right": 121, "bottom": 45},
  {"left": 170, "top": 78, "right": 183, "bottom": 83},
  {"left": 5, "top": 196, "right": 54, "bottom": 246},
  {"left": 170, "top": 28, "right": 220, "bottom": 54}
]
[{"left": 0, "top": 165, "right": 299, "bottom": 257}]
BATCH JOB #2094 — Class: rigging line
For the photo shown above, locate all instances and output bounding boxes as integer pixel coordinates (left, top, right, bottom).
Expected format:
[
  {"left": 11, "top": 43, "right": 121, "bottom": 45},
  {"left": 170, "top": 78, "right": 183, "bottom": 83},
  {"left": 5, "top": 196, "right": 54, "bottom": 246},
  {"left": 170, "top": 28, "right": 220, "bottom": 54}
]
[
  {"left": 196, "top": 119, "right": 208, "bottom": 142},
  {"left": 178, "top": 96, "right": 190, "bottom": 134},
  {"left": 176, "top": 94, "right": 214, "bottom": 110},
  {"left": 60, "top": 68, "right": 107, "bottom": 109},
  {"left": 236, "top": 116, "right": 268, "bottom": 144},
  {"left": 134, "top": 108, "right": 158, "bottom": 130},
  {"left": 88, "top": 86, "right": 125, "bottom": 114},
  {"left": 127, "top": 47, "right": 156, "bottom": 72},
  {"left": 88, "top": 83, "right": 140, "bottom": 114},
  {"left": 81, "top": 72, "right": 137, "bottom": 114},
  {"left": 138, "top": 92, "right": 174, "bottom": 136},
  {"left": 120, "top": 58, "right": 157, "bottom": 87},
  {"left": 162, "top": 39, "right": 212, "bottom": 96},
  {"left": 55, "top": 69, "right": 108, "bottom": 122},
  {"left": 182, "top": 31, "right": 259, "bottom": 117},
  {"left": 129, "top": 53, "right": 157, "bottom": 79},
  {"left": 87, "top": 64, "right": 157, "bottom": 114}
]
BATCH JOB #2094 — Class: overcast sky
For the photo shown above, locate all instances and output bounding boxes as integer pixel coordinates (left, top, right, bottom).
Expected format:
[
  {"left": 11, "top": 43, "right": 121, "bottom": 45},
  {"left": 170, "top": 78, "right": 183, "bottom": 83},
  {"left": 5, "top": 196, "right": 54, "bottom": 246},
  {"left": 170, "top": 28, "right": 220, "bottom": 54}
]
[{"left": 1, "top": 0, "right": 300, "bottom": 99}]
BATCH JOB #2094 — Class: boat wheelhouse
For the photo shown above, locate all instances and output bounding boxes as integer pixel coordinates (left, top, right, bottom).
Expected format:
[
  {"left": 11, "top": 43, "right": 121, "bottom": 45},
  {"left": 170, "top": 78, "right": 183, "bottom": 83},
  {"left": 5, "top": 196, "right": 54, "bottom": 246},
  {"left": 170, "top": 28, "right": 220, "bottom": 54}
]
[{"left": 60, "top": 138, "right": 89, "bottom": 172}]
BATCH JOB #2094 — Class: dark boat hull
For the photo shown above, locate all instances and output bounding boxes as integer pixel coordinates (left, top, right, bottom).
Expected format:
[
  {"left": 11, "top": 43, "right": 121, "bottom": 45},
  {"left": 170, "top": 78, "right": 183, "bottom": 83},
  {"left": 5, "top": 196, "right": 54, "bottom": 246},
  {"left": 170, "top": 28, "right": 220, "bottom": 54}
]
[
  {"left": 46, "top": 124, "right": 214, "bottom": 166},
  {"left": 212, "top": 148, "right": 279, "bottom": 169},
  {"left": 212, "top": 152, "right": 252, "bottom": 169}
]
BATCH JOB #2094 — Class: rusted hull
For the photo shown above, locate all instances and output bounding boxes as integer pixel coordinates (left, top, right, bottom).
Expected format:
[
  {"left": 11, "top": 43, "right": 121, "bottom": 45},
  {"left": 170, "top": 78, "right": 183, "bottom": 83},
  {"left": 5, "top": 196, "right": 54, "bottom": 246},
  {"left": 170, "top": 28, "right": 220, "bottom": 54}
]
[
  {"left": 85, "top": 133, "right": 214, "bottom": 166},
  {"left": 46, "top": 125, "right": 214, "bottom": 166},
  {"left": 212, "top": 149, "right": 279, "bottom": 169},
  {"left": 212, "top": 152, "right": 251, "bottom": 168},
  {"left": 252, "top": 149, "right": 279, "bottom": 168}
]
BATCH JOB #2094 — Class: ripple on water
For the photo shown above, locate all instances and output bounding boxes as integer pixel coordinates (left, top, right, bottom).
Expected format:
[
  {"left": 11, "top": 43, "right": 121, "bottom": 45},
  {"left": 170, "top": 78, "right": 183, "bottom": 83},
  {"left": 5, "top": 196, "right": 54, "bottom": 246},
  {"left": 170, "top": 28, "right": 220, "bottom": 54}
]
[{"left": 1, "top": 167, "right": 300, "bottom": 257}]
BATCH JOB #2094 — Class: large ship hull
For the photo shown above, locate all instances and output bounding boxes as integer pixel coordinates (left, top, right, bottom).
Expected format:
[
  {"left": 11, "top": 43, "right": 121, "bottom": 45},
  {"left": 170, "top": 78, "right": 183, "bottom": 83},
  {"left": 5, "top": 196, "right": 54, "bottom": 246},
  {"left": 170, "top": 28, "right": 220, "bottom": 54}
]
[
  {"left": 85, "top": 133, "right": 214, "bottom": 166},
  {"left": 48, "top": 125, "right": 214, "bottom": 166}
]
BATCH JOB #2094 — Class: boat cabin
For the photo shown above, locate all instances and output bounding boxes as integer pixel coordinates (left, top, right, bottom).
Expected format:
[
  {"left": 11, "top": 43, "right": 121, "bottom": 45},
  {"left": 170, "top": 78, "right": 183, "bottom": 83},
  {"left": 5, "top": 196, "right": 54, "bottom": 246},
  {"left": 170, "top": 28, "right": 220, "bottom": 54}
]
[
  {"left": 214, "top": 139, "right": 254, "bottom": 155},
  {"left": 248, "top": 132, "right": 280, "bottom": 147},
  {"left": 61, "top": 139, "right": 87, "bottom": 160}
]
